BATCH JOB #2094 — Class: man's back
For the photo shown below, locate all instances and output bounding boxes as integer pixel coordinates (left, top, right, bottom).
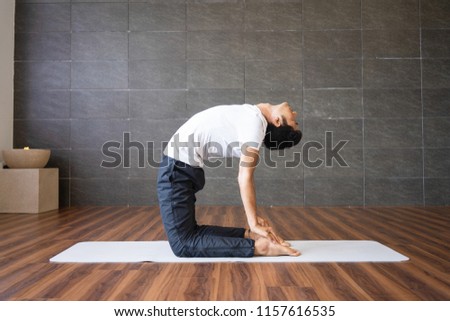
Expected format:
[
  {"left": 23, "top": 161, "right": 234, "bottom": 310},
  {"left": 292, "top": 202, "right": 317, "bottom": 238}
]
[{"left": 164, "top": 104, "right": 267, "bottom": 167}]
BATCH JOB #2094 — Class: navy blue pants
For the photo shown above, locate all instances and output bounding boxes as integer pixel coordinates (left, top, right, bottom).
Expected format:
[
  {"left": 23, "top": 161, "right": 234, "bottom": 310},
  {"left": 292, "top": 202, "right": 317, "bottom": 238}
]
[{"left": 157, "top": 155, "right": 255, "bottom": 257}]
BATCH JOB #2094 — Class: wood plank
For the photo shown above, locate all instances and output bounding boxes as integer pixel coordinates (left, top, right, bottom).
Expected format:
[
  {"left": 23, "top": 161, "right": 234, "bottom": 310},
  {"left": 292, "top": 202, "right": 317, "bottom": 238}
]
[
  {"left": 0, "top": 206, "right": 448, "bottom": 300},
  {"left": 336, "top": 263, "right": 421, "bottom": 300},
  {"left": 267, "top": 286, "right": 320, "bottom": 301}
]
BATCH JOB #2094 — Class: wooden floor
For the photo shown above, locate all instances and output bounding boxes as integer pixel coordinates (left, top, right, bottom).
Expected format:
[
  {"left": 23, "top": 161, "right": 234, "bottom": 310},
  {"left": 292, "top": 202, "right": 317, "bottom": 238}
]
[{"left": 0, "top": 206, "right": 449, "bottom": 301}]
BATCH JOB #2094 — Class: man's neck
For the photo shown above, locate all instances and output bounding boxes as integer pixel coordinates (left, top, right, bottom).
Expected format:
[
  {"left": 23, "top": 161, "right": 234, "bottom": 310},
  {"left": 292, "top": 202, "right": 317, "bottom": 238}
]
[{"left": 256, "top": 103, "right": 273, "bottom": 123}]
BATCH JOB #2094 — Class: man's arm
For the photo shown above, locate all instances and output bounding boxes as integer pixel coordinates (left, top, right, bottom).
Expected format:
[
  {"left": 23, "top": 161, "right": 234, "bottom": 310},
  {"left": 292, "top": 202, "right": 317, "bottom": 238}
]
[{"left": 238, "top": 146, "right": 283, "bottom": 243}]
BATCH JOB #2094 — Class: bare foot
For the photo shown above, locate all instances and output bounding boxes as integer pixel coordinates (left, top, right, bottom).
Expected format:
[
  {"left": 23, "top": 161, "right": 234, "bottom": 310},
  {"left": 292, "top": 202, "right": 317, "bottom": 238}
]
[
  {"left": 245, "top": 229, "right": 262, "bottom": 240},
  {"left": 245, "top": 229, "right": 292, "bottom": 247},
  {"left": 254, "top": 238, "right": 300, "bottom": 257}
]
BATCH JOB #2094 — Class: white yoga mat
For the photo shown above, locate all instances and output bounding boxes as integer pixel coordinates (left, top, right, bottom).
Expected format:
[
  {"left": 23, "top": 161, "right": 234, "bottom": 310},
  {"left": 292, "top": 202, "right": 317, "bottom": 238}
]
[{"left": 50, "top": 240, "right": 408, "bottom": 263}]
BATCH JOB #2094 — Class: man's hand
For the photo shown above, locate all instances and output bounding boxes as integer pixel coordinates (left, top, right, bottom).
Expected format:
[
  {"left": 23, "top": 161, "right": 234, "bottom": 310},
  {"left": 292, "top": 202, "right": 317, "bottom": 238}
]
[{"left": 250, "top": 216, "right": 288, "bottom": 245}]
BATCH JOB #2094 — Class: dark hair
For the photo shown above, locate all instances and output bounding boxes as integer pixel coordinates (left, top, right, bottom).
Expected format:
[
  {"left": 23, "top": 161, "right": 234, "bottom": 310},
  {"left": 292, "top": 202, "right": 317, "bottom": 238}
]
[{"left": 263, "top": 119, "right": 302, "bottom": 150}]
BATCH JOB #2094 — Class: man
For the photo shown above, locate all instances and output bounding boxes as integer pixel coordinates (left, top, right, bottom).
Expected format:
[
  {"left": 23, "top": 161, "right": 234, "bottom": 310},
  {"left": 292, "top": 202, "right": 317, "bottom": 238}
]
[{"left": 157, "top": 102, "right": 302, "bottom": 257}]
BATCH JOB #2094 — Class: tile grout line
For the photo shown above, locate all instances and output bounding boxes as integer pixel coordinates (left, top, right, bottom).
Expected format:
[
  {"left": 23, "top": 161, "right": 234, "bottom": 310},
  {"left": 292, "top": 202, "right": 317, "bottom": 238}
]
[
  {"left": 185, "top": 0, "right": 188, "bottom": 112},
  {"left": 361, "top": 0, "right": 366, "bottom": 207},
  {"left": 301, "top": 0, "right": 306, "bottom": 207},
  {"left": 127, "top": 0, "right": 131, "bottom": 207},
  {"left": 69, "top": 1, "right": 73, "bottom": 208},
  {"left": 243, "top": 0, "right": 247, "bottom": 104},
  {"left": 418, "top": 0, "right": 426, "bottom": 206}
]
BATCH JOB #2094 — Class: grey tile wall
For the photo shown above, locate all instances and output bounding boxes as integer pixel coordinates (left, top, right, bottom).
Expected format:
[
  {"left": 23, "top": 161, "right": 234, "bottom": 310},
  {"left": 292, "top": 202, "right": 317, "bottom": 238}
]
[
  {"left": 13, "top": 0, "right": 450, "bottom": 207},
  {"left": 420, "top": 0, "right": 450, "bottom": 206}
]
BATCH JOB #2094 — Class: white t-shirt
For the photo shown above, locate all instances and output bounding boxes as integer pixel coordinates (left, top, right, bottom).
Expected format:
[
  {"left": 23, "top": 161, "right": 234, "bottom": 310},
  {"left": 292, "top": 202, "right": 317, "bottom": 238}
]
[{"left": 164, "top": 104, "right": 268, "bottom": 167}]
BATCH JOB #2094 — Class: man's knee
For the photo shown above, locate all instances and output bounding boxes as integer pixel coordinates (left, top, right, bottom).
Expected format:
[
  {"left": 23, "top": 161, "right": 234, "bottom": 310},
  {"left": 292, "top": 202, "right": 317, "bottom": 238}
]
[{"left": 169, "top": 240, "right": 191, "bottom": 258}]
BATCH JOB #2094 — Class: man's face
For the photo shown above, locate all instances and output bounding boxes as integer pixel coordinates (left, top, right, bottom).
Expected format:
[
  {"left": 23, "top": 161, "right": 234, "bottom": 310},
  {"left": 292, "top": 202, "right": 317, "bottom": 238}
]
[{"left": 277, "top": 102, "right": 299, "bottom": 130}]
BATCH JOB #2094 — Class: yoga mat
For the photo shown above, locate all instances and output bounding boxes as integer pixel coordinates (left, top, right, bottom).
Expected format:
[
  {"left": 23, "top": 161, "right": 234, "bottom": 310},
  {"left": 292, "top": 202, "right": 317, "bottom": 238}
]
[{"left": 50, "top": 240, "right": 408, "bottom": 263}]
